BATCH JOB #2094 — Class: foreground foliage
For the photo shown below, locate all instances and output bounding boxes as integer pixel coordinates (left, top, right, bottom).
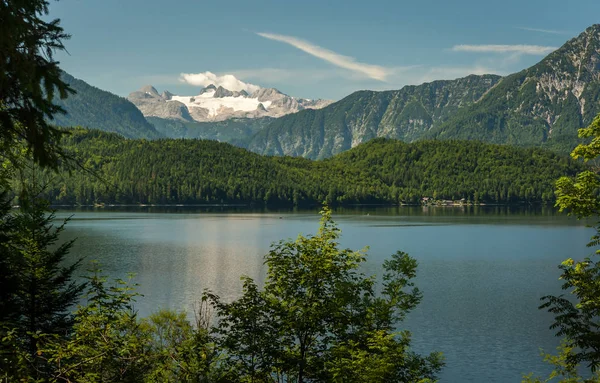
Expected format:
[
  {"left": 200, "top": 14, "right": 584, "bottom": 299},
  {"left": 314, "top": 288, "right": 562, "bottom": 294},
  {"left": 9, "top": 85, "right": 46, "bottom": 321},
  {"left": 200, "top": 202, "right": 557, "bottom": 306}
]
[
  {"left": 526, "top": 113, "right": 600, "bottom": 382},
  {"left": 206, "top": 207, "right": 443, "bottom": 382},
  {"left": 1, "top": 209, "right": 443, "bottom": 382},
  {"left": 522, "top": 342, "right": 600, "bottom": 383},
  {"left": 0, "top": 195, "right": 84, "bottom": 378},
  {"left": 0, "top": 0, "right": 74, "bottom": 169}
]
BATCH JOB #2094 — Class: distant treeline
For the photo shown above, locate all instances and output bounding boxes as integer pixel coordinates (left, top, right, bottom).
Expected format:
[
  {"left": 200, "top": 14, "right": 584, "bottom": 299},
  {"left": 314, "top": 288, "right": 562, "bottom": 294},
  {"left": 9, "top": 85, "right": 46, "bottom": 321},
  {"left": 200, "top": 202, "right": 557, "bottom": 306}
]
[{"left": 26, "top": 128, "right": 583, "bottom": 206}]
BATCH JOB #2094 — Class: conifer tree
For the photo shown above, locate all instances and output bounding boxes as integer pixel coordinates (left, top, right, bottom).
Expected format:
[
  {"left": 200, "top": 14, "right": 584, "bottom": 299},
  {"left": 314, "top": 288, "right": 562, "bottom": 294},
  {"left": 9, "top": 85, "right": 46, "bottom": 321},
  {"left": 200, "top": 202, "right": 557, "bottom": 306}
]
[
  {"left": 0, "top": 0, "right": 74, "bottom": 169},
  {"left": 0, "top": 192, "right": 17, "bottom": 323},
  {"left": 7, "top": 197, "right": 85, "bottom": 352}
]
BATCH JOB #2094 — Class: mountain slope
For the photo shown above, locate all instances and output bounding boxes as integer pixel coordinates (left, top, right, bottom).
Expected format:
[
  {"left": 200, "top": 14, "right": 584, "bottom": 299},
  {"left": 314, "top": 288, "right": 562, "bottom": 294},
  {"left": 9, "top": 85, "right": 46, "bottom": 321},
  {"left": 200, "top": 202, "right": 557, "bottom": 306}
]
[
  {"left": 428, "top": 24, "right": 600, "bottom": 152},
  {"left": 247, "top": 24, "right": 600, "bottom": 159},
  {"left": 247, "top": 74, "right": 501, "bottom": 159},
  {"left": 52, "top": 73, "right": 162, "bottom": 139}
]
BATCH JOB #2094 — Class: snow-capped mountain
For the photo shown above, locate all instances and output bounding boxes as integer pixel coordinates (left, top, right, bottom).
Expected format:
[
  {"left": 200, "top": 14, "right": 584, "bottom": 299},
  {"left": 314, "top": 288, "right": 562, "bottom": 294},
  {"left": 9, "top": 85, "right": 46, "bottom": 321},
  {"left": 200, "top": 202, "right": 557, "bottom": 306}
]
[{"left": 128, "top": 84, "right": 332, "bottom": 122}]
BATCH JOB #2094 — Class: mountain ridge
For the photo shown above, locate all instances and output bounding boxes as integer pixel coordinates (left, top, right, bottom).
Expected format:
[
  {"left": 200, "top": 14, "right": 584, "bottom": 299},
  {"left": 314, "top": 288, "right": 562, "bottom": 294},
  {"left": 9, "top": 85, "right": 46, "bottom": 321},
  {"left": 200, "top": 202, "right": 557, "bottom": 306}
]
[
  {"left": 128, "top": 83, "right": 333, "bottom": 123},
  {"left": 52, "top": 24, "right": 600, "bottom": 157},
  {"left": 429, "top": 24, "right": 600, "bottom": 152},
  {"left": 247, "top": 74, "right": 502, "bottom": 159},
  {"left": 246, "top": 24, "right": 600, "bottom": 159}
]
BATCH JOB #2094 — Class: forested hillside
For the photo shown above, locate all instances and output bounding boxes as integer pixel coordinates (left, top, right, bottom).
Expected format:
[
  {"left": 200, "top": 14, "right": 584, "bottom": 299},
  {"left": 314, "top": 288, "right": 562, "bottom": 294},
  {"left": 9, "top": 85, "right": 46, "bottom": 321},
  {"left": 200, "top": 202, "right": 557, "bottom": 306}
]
[
  {"left": 329, "top": 138, "right": 578, "bottom": 203},
  {"left": 32, "top": 129, "right": 583, "bottom": 206}
]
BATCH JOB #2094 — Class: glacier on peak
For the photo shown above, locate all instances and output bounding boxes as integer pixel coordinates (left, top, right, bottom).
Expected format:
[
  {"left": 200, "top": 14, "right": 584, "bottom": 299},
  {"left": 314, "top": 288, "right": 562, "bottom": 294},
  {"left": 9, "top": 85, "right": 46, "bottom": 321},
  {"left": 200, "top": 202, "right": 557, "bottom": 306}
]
[
  {"left": 169, "top": 88, "right": 273, "bottom": 119},
  {"left": 128, "top": 83, "right": 333, "bottom": 122}
]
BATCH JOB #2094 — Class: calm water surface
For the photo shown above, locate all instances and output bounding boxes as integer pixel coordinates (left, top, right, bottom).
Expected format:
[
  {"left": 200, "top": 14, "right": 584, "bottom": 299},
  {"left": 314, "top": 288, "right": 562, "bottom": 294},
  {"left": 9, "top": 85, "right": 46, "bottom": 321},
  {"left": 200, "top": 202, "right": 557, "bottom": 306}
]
[{"left": 56, "top": 206, "right": 593, "bottom": 383}]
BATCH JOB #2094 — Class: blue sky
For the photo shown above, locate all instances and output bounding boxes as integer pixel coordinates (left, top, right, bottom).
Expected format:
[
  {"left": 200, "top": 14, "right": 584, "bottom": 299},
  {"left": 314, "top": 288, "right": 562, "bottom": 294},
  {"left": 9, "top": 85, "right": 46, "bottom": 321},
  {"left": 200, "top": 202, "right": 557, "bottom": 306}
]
[{"left": 49, "top": 0, "right": 600, "bottom": 100}]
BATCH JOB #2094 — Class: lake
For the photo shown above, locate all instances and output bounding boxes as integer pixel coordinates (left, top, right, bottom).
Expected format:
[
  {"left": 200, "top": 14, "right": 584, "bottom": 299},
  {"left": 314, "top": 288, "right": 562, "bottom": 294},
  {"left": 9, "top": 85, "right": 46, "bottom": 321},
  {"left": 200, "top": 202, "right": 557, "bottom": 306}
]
[{"left": 56, "top": 206, "right": 593, "bottom": 382}]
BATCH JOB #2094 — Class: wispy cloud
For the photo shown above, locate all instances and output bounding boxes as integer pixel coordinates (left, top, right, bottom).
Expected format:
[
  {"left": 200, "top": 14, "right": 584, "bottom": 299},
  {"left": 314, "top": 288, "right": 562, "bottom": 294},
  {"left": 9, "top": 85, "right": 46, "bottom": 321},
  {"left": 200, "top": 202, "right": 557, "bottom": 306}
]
[
  {"left": 516, "top": 27, "right": 571, "bottom": 35},
  {"left": 256, "top": 32, "right": 389, "bottom": 81},
  {"left": 451, "top": 44, "right": 557, "bottom": 55}
]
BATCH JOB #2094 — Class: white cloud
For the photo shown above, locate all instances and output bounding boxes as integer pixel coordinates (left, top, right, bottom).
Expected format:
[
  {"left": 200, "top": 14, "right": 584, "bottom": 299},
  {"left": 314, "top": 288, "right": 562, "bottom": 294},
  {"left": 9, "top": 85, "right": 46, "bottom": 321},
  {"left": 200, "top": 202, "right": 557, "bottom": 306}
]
[
  {"left": 451, "top": 44, "right": 557, "bottom": 55},
  {"left": 516, "top": 27, "right": 570, "bottom": 35},
  {"left": 179, "top": 71, "right": 261, "bottom": 93},
  {"left": 256, "top": 32, "right": 389, "bottom": 81}
]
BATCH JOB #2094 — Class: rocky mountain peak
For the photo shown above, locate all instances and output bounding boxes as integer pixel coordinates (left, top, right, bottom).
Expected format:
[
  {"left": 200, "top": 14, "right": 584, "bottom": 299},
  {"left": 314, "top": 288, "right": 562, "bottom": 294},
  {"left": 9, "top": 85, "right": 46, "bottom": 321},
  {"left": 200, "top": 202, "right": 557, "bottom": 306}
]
[
  {"left": 128, "top": 82, "right": 333, "bottom": 123},
  {"left": 538, "top": 24, "right": 600, "bottom": 77},
  {"left": 199, "top": 84, "right": 217, "bottom": 95},
  {"left": 128, "top": 85, "right": 191, "bottom": 122},
  {"left": 214, "top": 86, "right": 234, "bottom": 98},
  {"left": 422, "top": 23, "right": 600, "bottom": 153},
  {"left": 140, "top": 85, "right": 160, "bottom": 97},
  {"left": 521, "top": 23, "right": 600, "bottom": 107},
  {"left": 251, "top": 88, "right": 286, "bottom": 102},
  {"left": 583, "top": 23, "right": 600, "bottom": 38}
]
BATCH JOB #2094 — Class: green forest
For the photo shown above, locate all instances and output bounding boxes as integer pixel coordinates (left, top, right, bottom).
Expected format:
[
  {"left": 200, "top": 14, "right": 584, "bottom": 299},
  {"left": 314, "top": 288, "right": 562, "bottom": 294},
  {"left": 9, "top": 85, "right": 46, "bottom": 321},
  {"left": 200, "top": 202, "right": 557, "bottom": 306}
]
[{"left": 25, "top": 128, "right": 584, "bottom": 207}]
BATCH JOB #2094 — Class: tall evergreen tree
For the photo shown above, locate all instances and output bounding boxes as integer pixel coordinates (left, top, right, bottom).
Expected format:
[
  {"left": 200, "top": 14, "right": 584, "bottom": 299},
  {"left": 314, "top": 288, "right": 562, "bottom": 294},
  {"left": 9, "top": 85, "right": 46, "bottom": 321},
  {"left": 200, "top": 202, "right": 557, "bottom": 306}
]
[
  {"left": 7, "top": 198, "right": 85, "bottom": 352},
  {"left": 0, "top": 0, "right": 74, "bottom": 169},
  {"left": 0, "top": 191, "right": 18, "bottom": 324},
  {"left": 0, "top": 0, "right": 86, "bottom": 378}
]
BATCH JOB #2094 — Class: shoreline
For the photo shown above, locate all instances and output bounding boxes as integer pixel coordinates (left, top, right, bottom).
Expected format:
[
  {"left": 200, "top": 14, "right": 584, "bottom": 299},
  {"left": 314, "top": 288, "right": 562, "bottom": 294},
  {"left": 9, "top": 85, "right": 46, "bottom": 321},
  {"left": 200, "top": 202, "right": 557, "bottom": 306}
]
[{"left": 43, "top": 201, "right": 553, "bottom": 209}]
